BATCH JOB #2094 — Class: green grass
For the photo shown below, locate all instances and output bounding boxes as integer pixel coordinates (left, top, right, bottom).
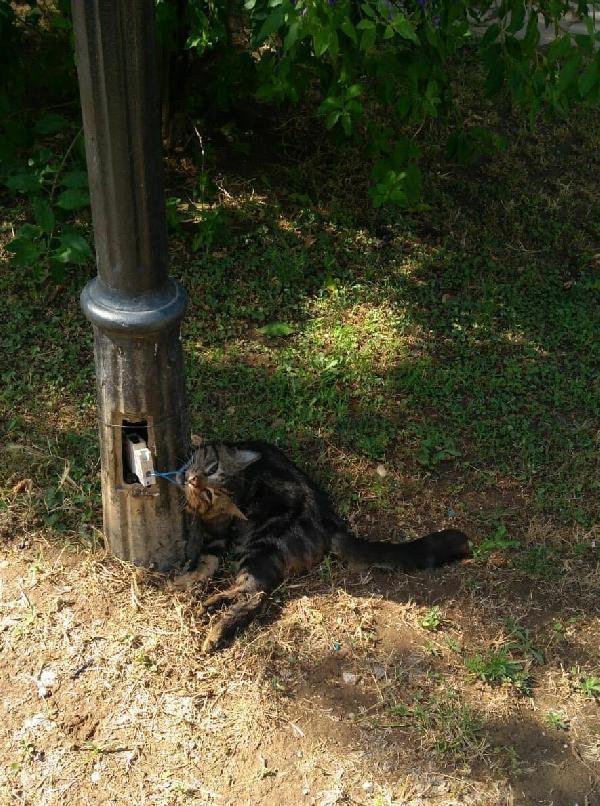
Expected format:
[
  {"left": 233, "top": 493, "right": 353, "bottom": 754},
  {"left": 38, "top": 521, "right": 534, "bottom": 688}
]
[
  {"left": 1, "top": 56, "right": 599, "bottom": 551},
  {"left": 387, "top": 689, "right": 487, "bottom": 758}
]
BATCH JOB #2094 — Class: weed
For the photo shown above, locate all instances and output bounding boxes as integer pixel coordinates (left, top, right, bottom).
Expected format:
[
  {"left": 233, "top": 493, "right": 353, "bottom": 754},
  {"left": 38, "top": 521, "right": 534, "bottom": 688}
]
[
  {"left": 504, "top": 620, "right": 545, "bottom": 665},
  {"left": 545, "top": 711, "right": 569, "bottom": 731},
  {"left": 270, "top": 676, "right": 287, "bottom": 692},
  {"left": 512, "top": 545, "right": 560, "bottom": 580},
  {"left": 578, "top": 675, "right": 600, "bottom": 700},
  {"left": 420, "top": 606, "right": 443, "bottom": 631},
  {"left": 492, "top": 744, "right": 521, "bottom": 774},
  {"left": 445, "top": 637, "right": 462, "bottom": 654},
  {"left": 319, "top": 555, "right": 333, "bottom": 584},
  {"left": 415, "top": 429, "right": 462, "bottom": 468},
  {"left": 472, "top": 524, "right": 520, "bottom": 561},
  {"left": 135, "top": 652, "right": 158, "bottom": 672},
  {"left": 387, "top": 690, "right": 487, "bottom": 758},
  {"left": 464, "top": 649, "right": 531, "bottom": 693},
  {"left": 423, "top": 639, "right": 442, "bottom": 657}
]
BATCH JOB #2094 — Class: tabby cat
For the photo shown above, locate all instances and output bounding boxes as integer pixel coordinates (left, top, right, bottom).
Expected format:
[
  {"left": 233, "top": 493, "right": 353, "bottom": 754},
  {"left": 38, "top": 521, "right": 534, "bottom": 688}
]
[{"left": 173, "top": 440, "right": 469, "bottom": 653}]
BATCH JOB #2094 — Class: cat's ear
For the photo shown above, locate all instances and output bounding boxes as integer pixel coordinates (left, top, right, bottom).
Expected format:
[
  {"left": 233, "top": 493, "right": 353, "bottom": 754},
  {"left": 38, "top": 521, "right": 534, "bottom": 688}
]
[
  {"left": 230, "top": 447, "right": 261, "bottom": 471},
  {"left": 191, "top": 434, "right": 203, "bottom": 448}
]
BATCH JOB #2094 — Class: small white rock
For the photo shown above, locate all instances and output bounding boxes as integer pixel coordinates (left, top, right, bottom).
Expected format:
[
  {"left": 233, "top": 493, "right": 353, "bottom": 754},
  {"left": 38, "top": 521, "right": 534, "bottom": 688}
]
[
  {"left": 39, "top": 669, "right": 57, "bottom": 688},
  {"left": 373, "top": 664, "right": 386, "bottom": 680},
  {"left": 362, "top": 782, "right": 374, "bottom": 794},
  {"left": 91, "top": 769, "right": 101, "bottom": 784},
  {"left": 32, "top": 669, "right": 57, "bottom": 698},
  {"left": 375, "top": 464, "right": 387, "bottom": 478},
  {"left": 342, "top": 671, "right": 357, "bottom": 685}
]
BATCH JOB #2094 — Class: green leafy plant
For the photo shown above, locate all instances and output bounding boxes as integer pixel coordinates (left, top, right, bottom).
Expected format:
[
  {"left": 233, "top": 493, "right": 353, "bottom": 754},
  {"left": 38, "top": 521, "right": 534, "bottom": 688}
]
[
  {"left": 573, "top": 672, "right": 600, "bottom": 700},
  {"left": 465, "top": 648, "right": 531, "bottom": 693},
  {"left": 420, "top": 605, "right": 443, "bottom": 631},
  {"left": 1, "top": 118, "right": 92, "bottom": 283},
  {"left": 416, "top": 429, "right": 462, "bottom": 467},
  {"left": 472, "top": 523, "right": 520, "bottom": 560},
  {"left": 151, "top": 0, "right": 600, "bottom": 210},
  {"left": 545, "top": 710, "right": 569, "bottom": 730},
  {"left": 504, "top": 619, "right": 545, "bottom": 665}
]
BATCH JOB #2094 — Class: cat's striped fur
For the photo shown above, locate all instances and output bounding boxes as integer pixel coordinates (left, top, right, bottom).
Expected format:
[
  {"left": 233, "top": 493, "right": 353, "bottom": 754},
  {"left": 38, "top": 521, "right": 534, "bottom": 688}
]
[{"left": 173, "top": 440, "right": 469, "bottom": 653}]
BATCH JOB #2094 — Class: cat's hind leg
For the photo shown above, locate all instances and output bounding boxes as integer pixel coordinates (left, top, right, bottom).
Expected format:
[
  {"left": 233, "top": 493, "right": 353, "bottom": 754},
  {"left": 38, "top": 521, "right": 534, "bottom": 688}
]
[
  {"left": 199, "top": 570, "right": 257, "bottom": 609},
  {"left": 201, "top": 588, "right": 268, "bottom": 654},
  {"left": 200, "top": 552, "right": 285, "bottom": 653}
]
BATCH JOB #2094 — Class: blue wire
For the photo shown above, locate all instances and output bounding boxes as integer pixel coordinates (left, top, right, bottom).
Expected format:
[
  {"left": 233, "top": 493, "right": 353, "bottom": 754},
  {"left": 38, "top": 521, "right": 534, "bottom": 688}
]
[{"left": 149, "top": 469, "right": 183, "bottom": 485}]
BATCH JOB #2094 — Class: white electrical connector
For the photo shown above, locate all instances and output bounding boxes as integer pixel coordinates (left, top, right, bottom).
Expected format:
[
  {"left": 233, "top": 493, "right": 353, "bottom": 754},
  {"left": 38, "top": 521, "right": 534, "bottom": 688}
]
[{"left": 124, "top": 434, "right": 156, "bottom": 487}]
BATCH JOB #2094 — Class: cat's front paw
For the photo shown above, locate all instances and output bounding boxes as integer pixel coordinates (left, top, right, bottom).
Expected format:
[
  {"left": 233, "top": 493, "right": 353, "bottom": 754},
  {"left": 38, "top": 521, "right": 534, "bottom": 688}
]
[{"left": 170, "top": 555, "right": 220, "bottom": 591}]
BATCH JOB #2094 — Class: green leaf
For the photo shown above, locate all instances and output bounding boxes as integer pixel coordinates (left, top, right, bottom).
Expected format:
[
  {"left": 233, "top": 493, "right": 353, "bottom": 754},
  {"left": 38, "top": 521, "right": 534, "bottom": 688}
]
[
  {"left": 6, "top": 172, "right": 43, "bottom": 194},
  {"left": 559, "top": 51, "right": 581, "bottom": 92},
  {"left": 56, "top": 188, "right": 90, "bottom": 210},
  {"left": 53, "top": 232, "right": 92, "bottom": 264},
  {"left": 325, "top": 110, "right": 341, "bottom": 129},
  {"left": 34, "top": 113, "right": 69, "bottom": 135},
  {"left": 283, "top": 20, "right": 300, "bottom": 52},
  {"left": 356, "top": 18, "right": 375, "bottom": 30},
  {"left": 318, "top": 95, "right": 340, "bottom": 114},
  {"left": 49, "top": 260, "right": 67, "bottom": 283},
  {"left": 393, "top": 15, "right": 418, "bottom": 43},
  {"left": 61, "top": 169, "right": 89, "bottom": 189},
  {"left": 360, "top": 25, "right": 377, "bottom": 51},
  {"left": 546, "top": 35, "right": 572, "bottom": 64},
  {"left": 313, "top": 28, "right": 331, "bottom": 57},
  {"left": 508, "top": 0, "right": 526, "bottom": 34},
  {"left": 6, "top": 237, "right": 42, "bottom": 267},
  {"left": 578, "top": 59, "right": 599, "bottom": 97},
  {"left": 522, "top": 10, "right": 540, "bottom": 51},
  {"left": 328, "top": 29, "right": 339, "bottom": 58},
  {"left": 258, "top": 321, "right": 295, "bottom": 337},
  {"left": 17, "top": 223, "right": 43, "bottom": 239},
  {"left": 341, "top": 113, "right": 352, "bottom": 136},
  {"left": 256, "top": 8, "right": 285, "bottom": 43},
  {"left": 32, "top": 197, "right": 55, "bottom": 233},
  {"left": 340, "top": 18, "right": 357, "bottom": 43},
  {"left": 481, "top": 23, "right": 500, "bottom": 47},
  {"left": 346, "top": 83, "right": 363, "bottom": 98}
]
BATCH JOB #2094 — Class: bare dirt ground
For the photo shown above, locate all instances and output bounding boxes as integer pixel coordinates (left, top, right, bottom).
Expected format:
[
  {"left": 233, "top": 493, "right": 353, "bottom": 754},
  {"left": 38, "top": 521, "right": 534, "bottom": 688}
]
[{"left": 1, "top": 516, "right": 598, "bottom": 805}]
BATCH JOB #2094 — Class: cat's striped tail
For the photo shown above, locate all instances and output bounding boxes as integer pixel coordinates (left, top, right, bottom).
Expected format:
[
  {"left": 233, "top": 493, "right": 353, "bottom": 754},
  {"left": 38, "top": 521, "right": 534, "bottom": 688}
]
[{"left": 330, "top": 528, "right": 470, "bottom": 570}]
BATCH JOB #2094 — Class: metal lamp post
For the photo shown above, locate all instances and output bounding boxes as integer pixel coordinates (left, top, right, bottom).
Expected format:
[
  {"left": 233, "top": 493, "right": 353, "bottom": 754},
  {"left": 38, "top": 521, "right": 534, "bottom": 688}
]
[{"left": 72, "top": 0, "right": 192, "bottom": 569}]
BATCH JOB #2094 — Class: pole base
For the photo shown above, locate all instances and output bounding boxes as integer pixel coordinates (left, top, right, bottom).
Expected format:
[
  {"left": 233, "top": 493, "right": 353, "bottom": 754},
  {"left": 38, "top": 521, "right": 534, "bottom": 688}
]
[{"left": 84, "top": 280, "right": 196, "bottom": 571}]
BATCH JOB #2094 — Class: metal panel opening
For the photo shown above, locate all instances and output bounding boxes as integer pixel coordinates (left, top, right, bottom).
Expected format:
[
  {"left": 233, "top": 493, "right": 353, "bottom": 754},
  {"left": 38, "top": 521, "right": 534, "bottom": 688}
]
[{"left": 122, "top": 419, "right": 150, "bottom": 484}]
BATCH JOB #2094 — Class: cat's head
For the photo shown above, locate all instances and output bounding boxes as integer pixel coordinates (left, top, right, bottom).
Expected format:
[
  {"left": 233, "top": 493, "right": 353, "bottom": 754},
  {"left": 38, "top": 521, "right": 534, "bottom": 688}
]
[
  {"left": 178, "top": 441, "right": 261, "bottom": 497},
  {"left": 186, "top": 483, "right": 247, "bottom": 521}
]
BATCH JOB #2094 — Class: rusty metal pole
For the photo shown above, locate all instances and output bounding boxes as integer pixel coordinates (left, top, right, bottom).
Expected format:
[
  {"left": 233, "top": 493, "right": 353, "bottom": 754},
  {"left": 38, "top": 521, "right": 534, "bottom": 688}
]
[{"left": 72, "top": 0, "right": 193, "bottom": 569}]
